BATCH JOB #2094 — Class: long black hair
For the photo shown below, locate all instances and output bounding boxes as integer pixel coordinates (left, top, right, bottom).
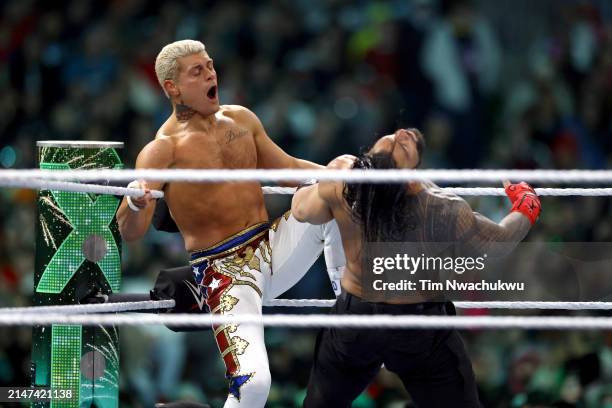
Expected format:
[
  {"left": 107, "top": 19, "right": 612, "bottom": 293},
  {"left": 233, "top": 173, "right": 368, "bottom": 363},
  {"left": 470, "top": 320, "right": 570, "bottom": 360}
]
[{"left": 343, "top": 150, "right": 418, "bottom": 243}]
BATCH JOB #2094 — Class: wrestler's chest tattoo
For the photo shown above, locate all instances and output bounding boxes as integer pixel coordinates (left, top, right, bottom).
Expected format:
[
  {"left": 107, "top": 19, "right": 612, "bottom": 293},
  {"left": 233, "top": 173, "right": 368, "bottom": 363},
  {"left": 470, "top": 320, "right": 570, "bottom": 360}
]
[{"left": 226, "top": 128, "right": 249, "bottom": 144}]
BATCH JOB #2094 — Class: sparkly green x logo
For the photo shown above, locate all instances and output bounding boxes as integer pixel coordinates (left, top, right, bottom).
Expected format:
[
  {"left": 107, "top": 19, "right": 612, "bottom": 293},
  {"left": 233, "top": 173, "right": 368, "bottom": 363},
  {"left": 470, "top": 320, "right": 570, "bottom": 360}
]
[{"left": 37, "top": 163, "right": 121, "bottom": 294}]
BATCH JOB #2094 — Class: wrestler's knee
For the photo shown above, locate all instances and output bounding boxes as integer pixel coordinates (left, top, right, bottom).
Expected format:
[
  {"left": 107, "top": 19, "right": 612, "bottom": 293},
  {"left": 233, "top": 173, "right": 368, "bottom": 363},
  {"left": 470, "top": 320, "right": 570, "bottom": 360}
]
[
  {"left": 249, "top": 368, "right": 272, "bottom": 396},
  {"left": 230, "top": 368, "right": 271, "bottom": 405}
]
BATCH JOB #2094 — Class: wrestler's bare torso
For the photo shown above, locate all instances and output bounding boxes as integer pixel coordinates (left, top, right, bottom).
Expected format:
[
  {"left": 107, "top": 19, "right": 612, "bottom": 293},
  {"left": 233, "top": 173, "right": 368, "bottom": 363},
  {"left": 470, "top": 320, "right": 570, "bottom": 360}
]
[
  {"left": 156, "top": 106, "right": 267, "bottom": 251},
  {"left": 319, "top": 160, "right": 427, "bottom": 302},
  {"left": 117, "top": 104, "right": 314, "bottom": 251},
  {"left": 319, "top": 157, "right": 530, "bottom": 303}
]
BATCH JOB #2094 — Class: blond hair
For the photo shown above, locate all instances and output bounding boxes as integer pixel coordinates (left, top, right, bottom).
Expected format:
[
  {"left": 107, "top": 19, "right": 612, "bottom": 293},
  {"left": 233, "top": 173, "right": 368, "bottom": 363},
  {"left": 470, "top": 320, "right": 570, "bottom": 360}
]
[{"left": 155, "top": 39, "right": 206, "bottom": 98}]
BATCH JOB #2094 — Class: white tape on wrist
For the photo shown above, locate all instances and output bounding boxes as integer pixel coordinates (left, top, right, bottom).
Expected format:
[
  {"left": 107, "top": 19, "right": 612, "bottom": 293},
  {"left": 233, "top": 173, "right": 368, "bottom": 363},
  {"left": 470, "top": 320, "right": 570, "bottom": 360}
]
[
  {"left": 126, "top": 195, "right": 141, "bottom": 212},
  {"left": 327, "top": 267, "right": 345, "bottom": 297}
]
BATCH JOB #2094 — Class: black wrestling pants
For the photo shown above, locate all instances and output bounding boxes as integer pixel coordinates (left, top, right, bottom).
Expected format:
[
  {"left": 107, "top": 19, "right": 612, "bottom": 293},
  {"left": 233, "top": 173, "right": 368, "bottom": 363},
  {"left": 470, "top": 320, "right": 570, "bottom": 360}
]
[{"left": 303, "top": 292, "right": 482, "bottom": 408}]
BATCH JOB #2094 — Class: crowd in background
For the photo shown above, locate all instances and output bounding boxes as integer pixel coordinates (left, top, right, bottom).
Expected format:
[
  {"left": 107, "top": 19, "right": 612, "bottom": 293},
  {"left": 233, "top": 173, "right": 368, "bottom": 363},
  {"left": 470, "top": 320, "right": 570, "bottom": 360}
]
[{"left": 1, "top": 0, "right": 612, "bottom": 406}]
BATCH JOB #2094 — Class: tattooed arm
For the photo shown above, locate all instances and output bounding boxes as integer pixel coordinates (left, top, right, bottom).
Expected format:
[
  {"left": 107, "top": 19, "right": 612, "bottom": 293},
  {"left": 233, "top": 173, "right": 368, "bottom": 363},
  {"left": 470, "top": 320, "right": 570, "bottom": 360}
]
[{"left": 451, "top": 196, "right": 533, "bottom": 258}]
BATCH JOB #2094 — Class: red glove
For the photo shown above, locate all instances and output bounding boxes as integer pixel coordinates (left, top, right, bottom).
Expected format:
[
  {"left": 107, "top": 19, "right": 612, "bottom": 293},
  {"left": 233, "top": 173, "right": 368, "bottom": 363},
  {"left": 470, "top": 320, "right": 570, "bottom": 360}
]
[{"left": 504, "top": 182, "right": 541, "bottom": 225}]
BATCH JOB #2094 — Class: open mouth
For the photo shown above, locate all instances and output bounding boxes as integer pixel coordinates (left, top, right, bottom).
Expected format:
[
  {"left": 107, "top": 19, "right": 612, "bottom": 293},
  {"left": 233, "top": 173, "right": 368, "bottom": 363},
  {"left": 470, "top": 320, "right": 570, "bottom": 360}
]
[{"left": 207, "top": 86, "right": 217, "bottom": 100}]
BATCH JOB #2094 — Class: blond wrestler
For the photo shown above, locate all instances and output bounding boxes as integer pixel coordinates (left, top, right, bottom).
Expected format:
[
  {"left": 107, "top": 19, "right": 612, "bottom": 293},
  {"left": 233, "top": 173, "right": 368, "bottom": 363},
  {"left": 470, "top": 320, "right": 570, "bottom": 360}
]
[{"left": 117, "top": 40, "right": 345, "bottom": 408}]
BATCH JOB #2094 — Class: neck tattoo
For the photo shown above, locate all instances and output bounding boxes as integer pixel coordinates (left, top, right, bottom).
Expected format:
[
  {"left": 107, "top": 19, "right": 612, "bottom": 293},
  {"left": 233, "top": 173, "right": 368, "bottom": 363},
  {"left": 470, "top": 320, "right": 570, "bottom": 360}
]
[{"left": 175, "top": 101, "right": 196, "bottom": 121}]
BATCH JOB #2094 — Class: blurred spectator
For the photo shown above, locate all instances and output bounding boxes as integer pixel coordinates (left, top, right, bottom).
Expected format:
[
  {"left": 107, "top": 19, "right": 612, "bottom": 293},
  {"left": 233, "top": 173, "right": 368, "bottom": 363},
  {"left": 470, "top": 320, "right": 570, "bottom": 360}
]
[{"left": 422, "top": 0, "right": 501, "bottom": 167}]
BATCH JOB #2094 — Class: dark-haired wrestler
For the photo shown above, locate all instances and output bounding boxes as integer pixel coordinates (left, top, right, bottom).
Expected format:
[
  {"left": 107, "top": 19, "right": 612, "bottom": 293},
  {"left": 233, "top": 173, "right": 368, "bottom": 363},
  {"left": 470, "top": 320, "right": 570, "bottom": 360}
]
[{"left": 291, "top": 128, "right": 541, "bottom": 407}]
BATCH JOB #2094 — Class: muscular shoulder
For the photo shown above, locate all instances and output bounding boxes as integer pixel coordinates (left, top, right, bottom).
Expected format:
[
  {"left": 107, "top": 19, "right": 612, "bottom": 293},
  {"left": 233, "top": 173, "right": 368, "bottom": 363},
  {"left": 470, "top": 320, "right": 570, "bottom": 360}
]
[
  {"left": 429, "top": 190, "right": 476, "bottom": 233},
  {"left": 327, "top": 154, "right": 357, "bottom": 170},
  {"left": 220, "top": 105, "right": 260, "bottom": 128},
  {"left": 424, "top": 184, "right": 465, "bottom": 204},
  {"left": 136, "top": 136, "right": 175, "bottom": 169},
  {"left": 220, "top": 104, "right": 251, "bottom": 115}
]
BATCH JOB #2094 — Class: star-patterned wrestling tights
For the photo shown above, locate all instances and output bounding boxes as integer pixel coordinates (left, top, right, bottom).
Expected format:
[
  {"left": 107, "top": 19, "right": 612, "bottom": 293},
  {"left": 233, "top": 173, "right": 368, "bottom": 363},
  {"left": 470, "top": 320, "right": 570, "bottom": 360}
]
[{"left": 190, "top": 214, "right": 346, "bottom": 407}]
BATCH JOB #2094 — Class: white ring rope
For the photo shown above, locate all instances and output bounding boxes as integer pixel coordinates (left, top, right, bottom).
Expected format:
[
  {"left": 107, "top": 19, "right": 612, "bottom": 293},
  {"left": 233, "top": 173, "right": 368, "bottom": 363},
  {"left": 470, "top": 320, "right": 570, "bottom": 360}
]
[
  {"left": 1, "top": 169, "right": 612, "bottom": 184},
  {"left": 266, "top": 299, "right": 612, "bottom": 310},
  {"left": 3, "top": 300, "right": 612, "bottom": 315},
  {"left": 2, "top": 178, "right": 611, "bottom": 198},
  {"left": 0, "top": 313, "right": 612, "bottom": 330},
  {"left": 0, "top": 300, "right": 176, "bottom": 315},
  {"left": 0, "top": 178, "right": 165, "bottom": 198},
  {"left": 261, "top": 186, "right": 612, "bottom": 196},
  {"left": 443, "top": 187, "right": 612, "bottom": 196}
]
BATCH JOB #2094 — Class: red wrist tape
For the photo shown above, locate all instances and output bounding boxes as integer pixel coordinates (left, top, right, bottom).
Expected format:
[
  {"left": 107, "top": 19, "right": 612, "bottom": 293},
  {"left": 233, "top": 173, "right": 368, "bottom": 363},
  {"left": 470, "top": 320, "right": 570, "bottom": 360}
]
[
  {"left": 510, "top": 193, "right": 541, "bottom": 224},
  {"left": 505, "top": 181, "right": 536, "bottom": 204}
]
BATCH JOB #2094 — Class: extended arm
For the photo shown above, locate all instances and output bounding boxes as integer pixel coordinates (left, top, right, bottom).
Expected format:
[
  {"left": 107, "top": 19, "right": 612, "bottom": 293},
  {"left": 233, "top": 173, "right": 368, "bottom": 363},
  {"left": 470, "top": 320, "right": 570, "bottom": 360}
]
[
  {"left": 291, "top": 184, "right": 333, "bottom": 224},
  {"left": 117, "top": 138, "right": 173, "bottom": 241},
  {"left": 292, "top": 154, "right": 355, "bottom": 224},
  {"left": 459, "top": 209, "right": 531, "bottom": 247},
  {"left": 455, "top": 182, "right": 541, "bottom": 256},
  {"left": 236, "top": 107, "right": 323, "bottom": 186}
]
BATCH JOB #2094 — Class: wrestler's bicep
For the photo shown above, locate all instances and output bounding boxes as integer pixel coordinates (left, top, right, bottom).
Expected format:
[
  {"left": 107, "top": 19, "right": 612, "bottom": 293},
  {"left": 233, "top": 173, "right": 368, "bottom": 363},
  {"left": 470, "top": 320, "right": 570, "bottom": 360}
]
[
  {"left": 452, "top": 200, "right": 503, "bottom": 254},
  {"left": 319, "top": 180, "right": 343, "bottom": 206},
  {"left": 235, "top": 107, "right": 294, "bottom": 169},
  {"left": 454, "top": 201, "right": 527, "bottom": 256},
  {"left": 292, "top": 184, "right": 333, "bottom": 224},
  {"left": 254, "top": 129, "right": 296, "bottom": 169}
]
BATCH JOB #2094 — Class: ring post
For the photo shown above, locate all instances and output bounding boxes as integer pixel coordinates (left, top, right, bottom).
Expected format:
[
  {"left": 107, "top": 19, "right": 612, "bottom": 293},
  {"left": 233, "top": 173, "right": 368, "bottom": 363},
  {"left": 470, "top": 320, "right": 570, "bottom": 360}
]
[{"left": 32, "top": 141, "right": 124, "bottom": 408}]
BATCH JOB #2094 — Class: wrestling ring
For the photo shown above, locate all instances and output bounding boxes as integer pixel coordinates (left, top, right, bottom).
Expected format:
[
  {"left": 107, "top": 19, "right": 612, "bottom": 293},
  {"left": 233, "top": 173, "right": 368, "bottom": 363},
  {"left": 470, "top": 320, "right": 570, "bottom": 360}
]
[{"left": 2, "top": 141, "right": 612, "bottom": 406}]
